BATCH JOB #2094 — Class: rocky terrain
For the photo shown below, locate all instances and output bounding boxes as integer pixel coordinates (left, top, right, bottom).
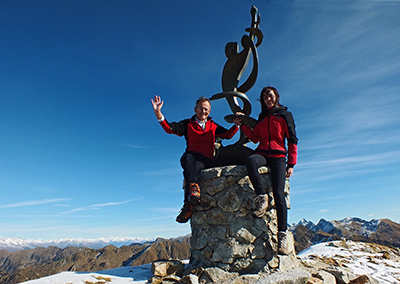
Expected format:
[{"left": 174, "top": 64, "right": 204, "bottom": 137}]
[
  {"left": 0, "top": 217, "right": 399, "bottom": 283},
  {"left": 298, "top": 240, "right": 400, "bottom": 283},
  {"left": 290, "top": 217, "right": 400, "bottom": 253},
  {"left": 0, "top": 236, "right": 190, "bottom": 284},
  {"left": 148, "top": 240, "right": 400, "bottom": 283},
  {"left": 17, "top": 239, "right": 400, "bottom": 284}
]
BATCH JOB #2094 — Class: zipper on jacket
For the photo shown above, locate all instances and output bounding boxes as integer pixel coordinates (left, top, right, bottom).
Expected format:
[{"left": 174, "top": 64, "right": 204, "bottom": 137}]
[{"left": 267, "top": 116, "right": 271, "bottom": 150}]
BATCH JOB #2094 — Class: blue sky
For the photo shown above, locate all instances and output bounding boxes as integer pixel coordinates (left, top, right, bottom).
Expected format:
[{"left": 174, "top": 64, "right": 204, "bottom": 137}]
[{"left": 1, "top": 0, "right": 399, "bottom": 241}]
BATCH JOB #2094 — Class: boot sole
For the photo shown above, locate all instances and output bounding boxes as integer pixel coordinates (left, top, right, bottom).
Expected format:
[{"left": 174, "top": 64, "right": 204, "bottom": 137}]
[{"left": 189, "top": 195, "right": 201, "bottom": 205}]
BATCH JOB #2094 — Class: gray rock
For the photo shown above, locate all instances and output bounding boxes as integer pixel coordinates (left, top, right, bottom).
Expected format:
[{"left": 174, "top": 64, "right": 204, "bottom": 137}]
[
  {"left": 151, "top": 259, "right": 185, "bottom": 277},
  {"left": 178, "top": 274, "right": 199, "bottom": 284},
  {"left": 314, "top": 270, "right": 336, "bottom": 284},
  {"left": 223, "top": 273, "right": 261, "bottom": 284},
  {"left": 256, "top": 267, "right": 310, "bottom": 284},
  {"left": 200, "top": 267, "right": 239, "bottom": 283},
  {"left": 191, "top": 165, "right": 294, "bottom": 274},
  {"left": 324, "top": 266, "right": 357, "bottom": 284}
]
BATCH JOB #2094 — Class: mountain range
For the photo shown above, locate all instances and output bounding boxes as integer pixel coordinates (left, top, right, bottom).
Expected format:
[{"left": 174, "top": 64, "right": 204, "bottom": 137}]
[
  {"left": 0, "top": 217, "right": 398, "bottom": 284},
  {"left": 0, "top": 236, "right": 152, "bottom": 252},
  {"left": 289, "top": 217, "right": 400, "bottom": 253},
  {"left": 0, "top": 236, "right": 190, "bottom": 284}
]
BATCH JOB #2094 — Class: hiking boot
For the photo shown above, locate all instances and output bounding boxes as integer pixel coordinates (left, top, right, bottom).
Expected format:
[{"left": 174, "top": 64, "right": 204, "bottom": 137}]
[
  {"left": 253, "top": 194, "right": 269, "bottom": 217},
  {"left": 176, "top": 202, "right": 193, "bottom": 223},
  {"left": 278, "top": 231, "right": 291, "bottom": 255},
  {"left": 188, "top": 183, "right": 201, "bottom": 205}
]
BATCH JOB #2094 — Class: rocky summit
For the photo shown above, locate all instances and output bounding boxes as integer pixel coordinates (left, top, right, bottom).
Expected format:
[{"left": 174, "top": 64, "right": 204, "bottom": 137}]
[
  {"left": 148, "top": 239, "right": 399, "bottom": 283},
  {"left": 189, "top": 165, "right": 295, "bottom": 274},
  {"left": 1, "top": 165, "right": 399, "bottom": 283}
]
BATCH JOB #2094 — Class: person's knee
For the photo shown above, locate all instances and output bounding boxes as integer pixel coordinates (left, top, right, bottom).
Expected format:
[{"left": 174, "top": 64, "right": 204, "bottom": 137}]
[
  {"left": 180, "top": 152, "right": 194, "bottom": 165},
  {"left": 246, "top": 155, "right": 259, "bottom": 169}
]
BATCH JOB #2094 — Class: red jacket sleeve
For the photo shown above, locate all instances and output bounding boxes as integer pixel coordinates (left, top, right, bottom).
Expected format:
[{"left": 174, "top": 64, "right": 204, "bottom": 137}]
[
  {"left": 159, "top": 119, "right": 188, "bottom": 136},
  {"left": 241, "top": 124, "right": 260, "bottom": 144},
  {"left": 216, "top": 125, "right": 239, "bottom": 139},
  {"left": 287, "top": 143, "right": 297, "bottom": 166},
  {"left": 159, "top": 119, "right": 174, "bottom": 134}
]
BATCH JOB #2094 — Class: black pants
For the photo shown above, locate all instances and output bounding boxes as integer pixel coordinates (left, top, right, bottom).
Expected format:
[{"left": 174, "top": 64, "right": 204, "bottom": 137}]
[
  {"left": 246, "top": 154, "right": 287, "bottom": 232},
  {"left": 180, "top": 151, "right": 214, "bottom": 202}
]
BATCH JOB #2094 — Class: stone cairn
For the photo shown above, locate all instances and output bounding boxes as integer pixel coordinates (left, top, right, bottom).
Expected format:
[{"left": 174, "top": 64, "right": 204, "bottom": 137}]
[
  {"left": 188, "top": 165, "right": 297, "bottom": 274},
  {"left": 149, "top": 166, "right": 380, "bottom": 283}
]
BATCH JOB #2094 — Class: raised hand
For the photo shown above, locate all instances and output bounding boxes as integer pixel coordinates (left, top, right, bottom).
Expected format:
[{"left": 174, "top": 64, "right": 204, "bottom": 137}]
[{"left": 151, "top": 95, "right": 164, "bottom": 120}]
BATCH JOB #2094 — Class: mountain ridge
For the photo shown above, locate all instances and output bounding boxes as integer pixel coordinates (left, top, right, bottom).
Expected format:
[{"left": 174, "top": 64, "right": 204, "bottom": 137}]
[
  {"left": 0, "top": 218, "right": 398, "bottom": 283},
  {"left": 1, "top": 218, "right": 397, "bottom": 253},
  {"left": 289, "top": 217, "right": 400, "bottom": 253},
  {"left": 0, "top": 236, "right": 153, "bottom": 252},
  {"left": 0, "top": 236, "right": 191, "bottom": 284}
]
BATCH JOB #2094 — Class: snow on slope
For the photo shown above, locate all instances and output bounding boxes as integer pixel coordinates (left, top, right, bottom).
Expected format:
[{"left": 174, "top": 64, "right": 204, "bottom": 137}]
[
  {"left": 19, "top": 241, "right": 400, "bottom": 284},
  {"left": 298, "top": 240, "right": 400, "bottom": 283},
  {"left": 19, "top": 264, "right": 152, "bottom": 284}
]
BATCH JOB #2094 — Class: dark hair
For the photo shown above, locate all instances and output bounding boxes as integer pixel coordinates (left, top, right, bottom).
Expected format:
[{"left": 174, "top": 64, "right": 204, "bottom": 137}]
[
  {"left": 259, "top": 86, "right": 280, "bottom": 113},
  {"left": 195, "top": 97, "right": 211, "bottom": 107}
]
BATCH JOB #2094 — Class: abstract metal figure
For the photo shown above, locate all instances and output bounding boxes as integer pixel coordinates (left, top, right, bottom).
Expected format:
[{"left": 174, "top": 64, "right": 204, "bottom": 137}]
[
  {"left": 221, "top": 6, "right": 263, "bottom": 95},
  {"left": 210, "top": 6, "right": 263, "bottom": 143}
]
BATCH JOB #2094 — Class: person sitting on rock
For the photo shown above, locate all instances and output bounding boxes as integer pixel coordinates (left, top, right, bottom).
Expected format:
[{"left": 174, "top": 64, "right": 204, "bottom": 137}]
[
  {"left": 240, "top": 86, "right": 298, "bottom": 255},
  {"left": 151, "top": 95, "right": 241, "bottom": 223}
]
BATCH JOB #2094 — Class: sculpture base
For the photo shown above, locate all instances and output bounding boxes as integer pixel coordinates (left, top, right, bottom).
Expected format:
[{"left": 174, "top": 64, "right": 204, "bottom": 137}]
[{"left": 189, "top": 165, "right": 296, "bottom": 274}]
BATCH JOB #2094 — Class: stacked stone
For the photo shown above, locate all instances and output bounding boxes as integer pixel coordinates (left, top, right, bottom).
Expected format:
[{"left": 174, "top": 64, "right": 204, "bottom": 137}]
[{"left": 189, "top": 165, "right": 296, "bottom": 274}]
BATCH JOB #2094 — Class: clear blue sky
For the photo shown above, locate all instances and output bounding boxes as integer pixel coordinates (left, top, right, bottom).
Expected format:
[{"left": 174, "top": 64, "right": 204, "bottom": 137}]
[{"left": 1, "top": 0, "right": 399, "bottom": 241}]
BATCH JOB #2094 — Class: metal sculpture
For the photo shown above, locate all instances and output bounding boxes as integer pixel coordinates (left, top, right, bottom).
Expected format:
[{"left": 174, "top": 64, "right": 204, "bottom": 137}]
[{"left": 210, "top": 5, "right": 263, "bottom": 144}]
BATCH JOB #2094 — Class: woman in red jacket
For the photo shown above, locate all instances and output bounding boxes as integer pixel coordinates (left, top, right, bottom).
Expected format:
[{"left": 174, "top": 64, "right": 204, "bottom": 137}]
[{"left": 241, "top": 86, "right": 298, "bottom": 255}]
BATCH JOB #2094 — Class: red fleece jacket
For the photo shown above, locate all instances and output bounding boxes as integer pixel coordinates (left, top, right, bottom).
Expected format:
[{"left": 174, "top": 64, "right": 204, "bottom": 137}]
[{"left": 159, "top": 115, "right": 238, "bottom": 160}]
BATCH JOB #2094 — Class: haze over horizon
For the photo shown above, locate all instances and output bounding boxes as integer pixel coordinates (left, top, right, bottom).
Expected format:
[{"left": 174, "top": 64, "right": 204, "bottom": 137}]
[{"left": 1, "top": 0, "right": 400, "bottom": 241}]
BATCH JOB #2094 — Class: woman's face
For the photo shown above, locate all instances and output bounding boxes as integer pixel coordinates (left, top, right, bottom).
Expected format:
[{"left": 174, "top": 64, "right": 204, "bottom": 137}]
[{"left": 263, "top": 90, "right": 276, "bottom": 109}]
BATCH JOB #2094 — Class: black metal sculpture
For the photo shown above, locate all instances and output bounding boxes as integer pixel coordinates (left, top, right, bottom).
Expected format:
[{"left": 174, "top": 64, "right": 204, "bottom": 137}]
[
  {"left": 210, "top": 6, "right": 262, "bottom": 143},
  {"left": 211, "top": 6, "right": 263, "bottom": 166}
]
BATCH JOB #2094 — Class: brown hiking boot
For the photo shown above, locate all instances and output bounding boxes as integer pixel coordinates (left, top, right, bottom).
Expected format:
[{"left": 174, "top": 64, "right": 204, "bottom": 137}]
[
  {"left": 278, "top": 231, "right": 291, "bottom": 255},
  {"left": 253, "top": 194, "right": 269, "bottom": 217},
  {"left": 188, "top": 183, "right": 201, "bottom": 205},
  {"left": 176, "top": 202, "right": 193, "bottom": 223}
]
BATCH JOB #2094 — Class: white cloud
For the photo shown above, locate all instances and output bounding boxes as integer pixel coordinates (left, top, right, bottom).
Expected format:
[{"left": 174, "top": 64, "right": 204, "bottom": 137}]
[
  {"left": 59, "top": 199, "right": 135, "bottom": 215},
  {"left": 116, "top": 143, "right": 150, "bottom": 149},
  {"left": 0, "top": 198, "right": 71, "bottom": 209},
  {"left": 90, "top": 200, "right": 134, "bottom": 208}
]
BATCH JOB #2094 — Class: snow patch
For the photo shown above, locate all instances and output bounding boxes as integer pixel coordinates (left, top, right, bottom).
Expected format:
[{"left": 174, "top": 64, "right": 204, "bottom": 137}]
[{"left": 299, "top": 240, "right": 400, "bottom": 284}]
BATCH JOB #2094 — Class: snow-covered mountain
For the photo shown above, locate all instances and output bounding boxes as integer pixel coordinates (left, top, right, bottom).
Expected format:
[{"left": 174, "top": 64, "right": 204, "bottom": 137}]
[
  {"left": 290, "top": 217, "right": 383, "bottom": 237},
  {"left": 0, "top": 236, "right": 152, "bottom": 252},
  {"left": 18, "top": 241, "right": 400, "bottom": 284},
  {"left": 2, "top": 217, "right": 397, "bottom": 253},
  {"left": 0, "top": 218, "right": 399, "bottom": 284},
  {"left": 332, "top": 217, "right": 380, "bottom": 237},
  {"left": 1, "top": 217, "right": 396, "bottom": 252},
  {"left": 289, "top": 217, "right": 400, "bottom": 254},
  {"left": 0, "top": 236, "right": 191, "bottom": 283}
]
